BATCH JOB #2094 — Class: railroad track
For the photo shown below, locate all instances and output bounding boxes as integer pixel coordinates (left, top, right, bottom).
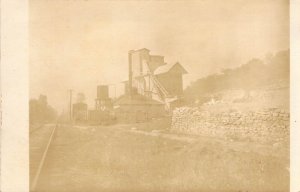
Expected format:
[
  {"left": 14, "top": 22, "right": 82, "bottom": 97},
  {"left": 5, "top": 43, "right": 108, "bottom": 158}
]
[{"left": 30, "top": 123, "right": 59, "bottom": 192}]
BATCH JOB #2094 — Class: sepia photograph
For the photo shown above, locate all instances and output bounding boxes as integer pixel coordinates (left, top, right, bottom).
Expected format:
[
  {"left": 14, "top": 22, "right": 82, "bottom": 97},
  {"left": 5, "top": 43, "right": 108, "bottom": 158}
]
[{"left": 28, "top": 0, "right": 290, "bottom": 191}]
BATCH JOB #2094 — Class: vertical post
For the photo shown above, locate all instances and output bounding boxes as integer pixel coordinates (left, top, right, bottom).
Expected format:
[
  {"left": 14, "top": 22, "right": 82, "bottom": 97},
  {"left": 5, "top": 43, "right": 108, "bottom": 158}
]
[
  {"left": 128, "top": 50, "right": 133, "bottom": 98},
  {"left": 69, "top": 89, "right": 73, "bottom": 122},
  {"left": 148, "top": 73, "right": 151, "bottom": 97},
  {"left": 114, "top": 84, "right": 116, "bottom": 99}
]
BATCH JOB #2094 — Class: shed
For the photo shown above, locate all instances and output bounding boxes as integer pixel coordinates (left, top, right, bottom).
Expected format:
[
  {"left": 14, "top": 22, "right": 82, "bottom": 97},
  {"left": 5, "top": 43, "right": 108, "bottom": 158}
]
[{"left": 114, "top": 93, "right": 166, "bottom": 123}]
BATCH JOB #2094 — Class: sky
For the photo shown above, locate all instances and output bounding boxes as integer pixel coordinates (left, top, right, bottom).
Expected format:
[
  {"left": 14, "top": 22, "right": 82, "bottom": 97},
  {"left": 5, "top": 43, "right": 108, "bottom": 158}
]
[{"left": 29, "top": 0, "right": 289, "bottom": 112}]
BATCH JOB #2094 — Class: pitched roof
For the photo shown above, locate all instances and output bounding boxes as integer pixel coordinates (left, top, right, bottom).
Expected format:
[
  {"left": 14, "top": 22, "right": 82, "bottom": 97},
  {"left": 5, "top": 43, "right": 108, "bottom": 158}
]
[
  {"left": 114, "top": 94, "right": 164, "bottom": 105},
  {"left": 154, "top": 62, "right": 188, "bottom": 75},
  {"left": 134, "top": 48, "right": 150, "bottom": 52}
]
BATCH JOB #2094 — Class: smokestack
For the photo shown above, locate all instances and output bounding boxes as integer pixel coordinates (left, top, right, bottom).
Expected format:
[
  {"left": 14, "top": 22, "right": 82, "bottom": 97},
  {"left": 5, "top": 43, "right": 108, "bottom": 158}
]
[{"left": 128, "top": 50, "right": 134, "bottom": 97}]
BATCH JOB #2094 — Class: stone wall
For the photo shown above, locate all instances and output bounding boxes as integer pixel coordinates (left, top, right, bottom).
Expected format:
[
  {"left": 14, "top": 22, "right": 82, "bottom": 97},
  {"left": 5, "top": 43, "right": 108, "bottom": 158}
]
[{"left": 171, "top": 107, "right": 289, "bottom": 143}]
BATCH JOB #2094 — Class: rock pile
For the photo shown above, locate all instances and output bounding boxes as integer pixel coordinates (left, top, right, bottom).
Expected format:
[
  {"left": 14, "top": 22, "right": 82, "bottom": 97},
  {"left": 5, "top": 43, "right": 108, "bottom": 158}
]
[{"left": 171, "top": 107, "right": 289, "bottom": 143}]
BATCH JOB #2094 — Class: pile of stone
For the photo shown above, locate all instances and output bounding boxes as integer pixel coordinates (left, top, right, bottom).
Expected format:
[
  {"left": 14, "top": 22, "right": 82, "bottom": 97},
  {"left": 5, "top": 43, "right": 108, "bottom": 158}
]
[{"left": 171, "top": 107, "right": 289, "bottom": 143}]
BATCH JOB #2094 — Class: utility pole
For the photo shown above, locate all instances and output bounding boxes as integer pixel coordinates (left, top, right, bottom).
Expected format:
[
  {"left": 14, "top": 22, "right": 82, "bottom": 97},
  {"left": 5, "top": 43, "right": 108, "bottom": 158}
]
[
  {"left": 114, "top": 84, "right": 116, "bottom": 99},
  {"left": 128, "top": 50, "right": 133, "bottom": 98},
  {"left": 69, "top": 89, "right": 73, "bottom": 122}
]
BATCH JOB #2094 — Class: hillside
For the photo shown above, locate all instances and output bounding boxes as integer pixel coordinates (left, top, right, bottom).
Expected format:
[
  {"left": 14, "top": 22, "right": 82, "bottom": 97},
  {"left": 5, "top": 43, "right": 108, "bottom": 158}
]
[{"left": 184, "top": 50, "right": 289, "bottom": 110}]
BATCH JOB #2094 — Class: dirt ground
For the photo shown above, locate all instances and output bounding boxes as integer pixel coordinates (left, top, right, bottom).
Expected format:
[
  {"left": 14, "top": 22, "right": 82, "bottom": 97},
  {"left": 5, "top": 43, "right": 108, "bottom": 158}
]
[{"left": 31, "top": 123, "right": 289, "bottom": 192}]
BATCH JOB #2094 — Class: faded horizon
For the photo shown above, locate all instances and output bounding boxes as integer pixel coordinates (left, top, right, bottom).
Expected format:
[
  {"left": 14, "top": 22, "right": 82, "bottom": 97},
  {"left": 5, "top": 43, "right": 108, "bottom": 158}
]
[{"left": 29, "top": 0, "right": 289, "bottom": 112}]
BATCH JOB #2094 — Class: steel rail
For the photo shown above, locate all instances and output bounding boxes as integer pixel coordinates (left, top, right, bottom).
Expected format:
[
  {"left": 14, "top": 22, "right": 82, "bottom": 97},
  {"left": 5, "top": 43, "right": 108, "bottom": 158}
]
[{"left": 30, "top": 124, "right": 58, "bottom": 191}]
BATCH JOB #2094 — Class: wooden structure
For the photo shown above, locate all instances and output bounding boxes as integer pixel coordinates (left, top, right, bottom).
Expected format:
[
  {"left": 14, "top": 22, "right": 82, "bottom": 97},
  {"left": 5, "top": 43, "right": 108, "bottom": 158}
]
[
  {"left": 88, "top": 85, "right": 115, "bottom": 125},
  {"left": 114, "top": 92, "right": 165, "bottom": 123},
  {"left": 127, "top": 48, "right": 187, "bottom": 111}
]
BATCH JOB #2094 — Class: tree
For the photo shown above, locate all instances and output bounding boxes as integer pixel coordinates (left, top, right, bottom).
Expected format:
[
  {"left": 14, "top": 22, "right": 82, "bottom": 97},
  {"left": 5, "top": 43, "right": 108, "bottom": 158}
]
[
  {"left": 183, "top": 49, "right": 289, "bottom": 104},
  {"left": 29, "top": 95, "right": 58, "bottom": 124}
]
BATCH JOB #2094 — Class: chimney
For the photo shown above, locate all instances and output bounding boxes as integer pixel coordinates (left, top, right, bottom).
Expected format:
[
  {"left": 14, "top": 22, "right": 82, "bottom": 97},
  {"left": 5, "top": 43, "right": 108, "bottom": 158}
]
[{"left": 128, "top": 50, "right": 134, "bottom": 97}]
